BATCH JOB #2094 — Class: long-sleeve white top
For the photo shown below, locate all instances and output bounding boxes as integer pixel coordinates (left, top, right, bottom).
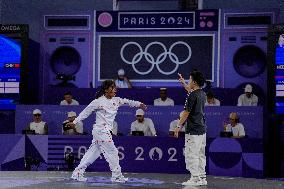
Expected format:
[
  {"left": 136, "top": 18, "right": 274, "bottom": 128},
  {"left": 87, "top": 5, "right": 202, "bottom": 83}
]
[{"left": 73, "top": 95, "right": 141, "bottom": 132}]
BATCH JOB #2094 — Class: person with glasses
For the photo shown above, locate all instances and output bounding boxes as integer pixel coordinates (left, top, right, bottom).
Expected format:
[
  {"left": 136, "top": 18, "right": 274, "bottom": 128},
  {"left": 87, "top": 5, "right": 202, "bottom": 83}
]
[
  {"left": 223, "top": 112, "right": 245, "bottom": 138},
  {"left": 26, "top": 109, "right": 48, "bottom": 135}
]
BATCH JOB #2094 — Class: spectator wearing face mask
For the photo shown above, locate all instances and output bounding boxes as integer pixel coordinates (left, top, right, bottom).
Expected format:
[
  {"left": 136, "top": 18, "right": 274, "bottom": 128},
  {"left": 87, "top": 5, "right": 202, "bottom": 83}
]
[{"left": 114, "top": 69, "right": 132, "bottom": 88}]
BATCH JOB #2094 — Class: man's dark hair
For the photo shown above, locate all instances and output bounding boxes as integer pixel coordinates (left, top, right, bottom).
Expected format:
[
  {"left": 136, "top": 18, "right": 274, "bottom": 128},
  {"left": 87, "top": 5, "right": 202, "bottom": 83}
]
[
  {"left": 95, "top": 80, "right": 115, "bottom": 99},
  {"left": 206, "top": 91, "right": 215, "bottom": 99},
  {"left": 190, "top": 71, "right": 205, "bottom": 87},
  {"left": 64, "top": 91, "right": 72, "bottom": 96}
]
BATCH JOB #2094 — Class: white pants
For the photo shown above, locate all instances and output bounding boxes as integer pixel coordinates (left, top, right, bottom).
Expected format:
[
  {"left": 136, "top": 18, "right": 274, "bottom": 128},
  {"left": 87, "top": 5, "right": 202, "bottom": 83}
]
[
  {"left": 74, "top": 129, "right": 122, "bottom": 178},
  {"left": 184, "top": 134, "right": 206, "bottom": 177}
]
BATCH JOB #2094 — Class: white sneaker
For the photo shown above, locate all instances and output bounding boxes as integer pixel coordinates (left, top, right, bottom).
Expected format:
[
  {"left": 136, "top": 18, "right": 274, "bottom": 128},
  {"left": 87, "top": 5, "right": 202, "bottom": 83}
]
[
  {"left": 200, "top": 177, "right": 207, "bottom": 186},
  {"left": 71, "top": 171, "right": 87, "bottom": 182},
  {"left": 111, "top": 176, "right": 128, "bottom": 183},
  {"left": 182, "top": 176, "right": 203, "bottom": 186}
]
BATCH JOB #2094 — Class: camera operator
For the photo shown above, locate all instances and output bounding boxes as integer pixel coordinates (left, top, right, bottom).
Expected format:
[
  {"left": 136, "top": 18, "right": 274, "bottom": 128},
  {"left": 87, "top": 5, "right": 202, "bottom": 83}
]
[{"left": 65, "top": 149, "right": 75, "bottom": 171}]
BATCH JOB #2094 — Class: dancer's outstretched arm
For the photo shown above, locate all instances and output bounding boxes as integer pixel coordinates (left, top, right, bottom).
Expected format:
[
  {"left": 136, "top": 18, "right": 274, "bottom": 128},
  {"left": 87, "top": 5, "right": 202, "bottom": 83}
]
[{"left": 117, "top": 97, "right": 147, "bottom": 110}]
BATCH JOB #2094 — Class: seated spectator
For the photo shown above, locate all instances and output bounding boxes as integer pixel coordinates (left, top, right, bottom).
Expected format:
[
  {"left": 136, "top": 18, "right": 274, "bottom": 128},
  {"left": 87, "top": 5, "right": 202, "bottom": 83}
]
[
  {"left": 114, "top": 69, "right": 132, "bottom": 88},
  {"left": 60, "top": 92, "right": 79, "bottom": 105},
  {"left": 26, "top": 109, "right": 48, "bottom": 135},
  {"left": 62, "top": 111, "right": 83, "bottom": 135},
  {"left": 205, "top": 91, "right": 220, "bottom": 106},
  {"left": 131, "top": 109, "right": 157, "bottom": 136},
  {"left": 112, "top": 121, "right": 118, "bottom": 135},
  {"left": 154, "top": 88, "right": 174, "bottom": 106},
  {"left": 237, "top": 84, "right": 258, "bottom": 106},
  {"left": 169, "top": 111, "right": 185, "bottom": 136},
  {"left": 223, "top": 112, "right": 245, "bottom": 138}
]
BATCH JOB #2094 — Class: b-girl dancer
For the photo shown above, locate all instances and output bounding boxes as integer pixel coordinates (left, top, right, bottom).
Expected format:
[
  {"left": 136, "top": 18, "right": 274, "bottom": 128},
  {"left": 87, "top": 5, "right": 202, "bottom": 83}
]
[{"left": 67, "top": 80, "right": 146, "bottom": 183}]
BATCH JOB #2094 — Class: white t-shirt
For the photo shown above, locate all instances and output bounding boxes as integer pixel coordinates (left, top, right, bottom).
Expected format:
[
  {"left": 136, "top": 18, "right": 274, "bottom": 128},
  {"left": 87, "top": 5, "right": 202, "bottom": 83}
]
[
  {"left": 225, "top": 123, "right": 245, "bottom": 137},
  {"left": 131, "top": 118, "right": 156, "bottom": 136},
  {"left": 205, "top": 98, "right": 220, "bottom": 106},
  {"left": 169, "top": 119, "right": 185, "bottom": 132},
  {"left": 29, "top": 121, "right": 47, "bottom": 135},
  {"left": 60, "top": 99, "right": 79, "bottom": 105},
  {"left": 115, "top": 79, "right": 129, "bottom": 88},
  {"left": 154, "top": 98, "right": 174, "bottom": 106},
  {"left": 237, "top": 94, "right": 258, "bottom": 106},
  {"left": 62, "top": 120, "right": 83, "bottom": 135},
  {"left": 73, "top": 96, "right": 141, "bottom": 132}
]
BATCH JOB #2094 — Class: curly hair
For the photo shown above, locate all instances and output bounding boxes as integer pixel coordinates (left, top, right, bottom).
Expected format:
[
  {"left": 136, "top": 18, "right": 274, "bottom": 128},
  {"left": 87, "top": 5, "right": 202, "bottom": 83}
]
[{"left": 95, "top": 80, "right": 115, "bottom": 99}]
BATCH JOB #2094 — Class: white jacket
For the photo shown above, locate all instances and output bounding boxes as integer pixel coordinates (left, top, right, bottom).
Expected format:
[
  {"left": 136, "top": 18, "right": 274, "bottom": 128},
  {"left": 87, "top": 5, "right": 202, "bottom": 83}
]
[{"left": 73, "top": 95, "right": 141, "bottom": 132}]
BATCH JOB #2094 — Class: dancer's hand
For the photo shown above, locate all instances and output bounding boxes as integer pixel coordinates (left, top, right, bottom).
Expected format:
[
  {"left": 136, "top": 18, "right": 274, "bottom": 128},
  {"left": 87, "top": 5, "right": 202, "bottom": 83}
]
[
  {"left": 178, "top": 73, "right": 191, "bottom": 92},
  {"left": 178, "top": 73, "right": 186, "bottom": 85},
  {"left": 139, "top": 103, "right": 147, "bottom": 110},
  {"left": 66, "top": 122, "right": 75, "bottom": 129},
  {"left": 174, "top": 127, "right": 180, "bottom": 138}
]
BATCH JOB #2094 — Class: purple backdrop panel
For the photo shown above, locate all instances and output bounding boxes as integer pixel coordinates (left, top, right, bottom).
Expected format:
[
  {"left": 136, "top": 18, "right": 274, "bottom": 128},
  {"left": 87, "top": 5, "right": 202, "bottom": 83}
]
[
  {"left": 47, "top": 136, "right": 187, "bottom": 173},
  {"left": 46, "top": 135, "right": 263, "bottom": 177},
  {"left": 207, "top": 138, "right": 263, "bottom": 178},
  {"left": 0, "top": 134, "right": 24, "bottom": 171},
  {"left": 115, "top": 136, "right": 187, "bottom": 173},
  {"left": 0, "top": 135, "right": 263, "bottom": 177},
  {"left": 26, "top": 135, "right": 48, "bottom": 163}
]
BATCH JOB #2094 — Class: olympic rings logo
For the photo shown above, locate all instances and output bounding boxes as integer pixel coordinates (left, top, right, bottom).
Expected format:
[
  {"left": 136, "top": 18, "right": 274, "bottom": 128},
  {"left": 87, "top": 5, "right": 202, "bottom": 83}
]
[{"left": 120, "top": 41, "right": 192, "bottom": 75}]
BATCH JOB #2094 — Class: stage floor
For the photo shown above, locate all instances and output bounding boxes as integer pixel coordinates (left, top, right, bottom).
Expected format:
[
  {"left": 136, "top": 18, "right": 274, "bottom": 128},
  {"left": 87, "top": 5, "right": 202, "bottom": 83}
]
[{"left": 0, "top": 172, "right": 283, "bottom": 189}]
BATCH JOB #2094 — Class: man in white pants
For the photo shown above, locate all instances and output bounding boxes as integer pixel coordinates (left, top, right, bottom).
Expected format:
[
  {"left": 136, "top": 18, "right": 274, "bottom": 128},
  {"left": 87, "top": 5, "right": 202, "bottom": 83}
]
[
  {"left": 175, "top": 71, "right": 207, "bottom": 186},
  {"left": 67, "top": 80, "right": 146, "bottom": 183}
]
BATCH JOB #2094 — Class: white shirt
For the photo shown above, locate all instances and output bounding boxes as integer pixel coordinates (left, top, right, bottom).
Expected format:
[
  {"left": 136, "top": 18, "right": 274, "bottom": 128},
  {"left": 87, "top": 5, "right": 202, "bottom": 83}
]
[
  {"left": 62, "top": 120, "right": 83, "bottom": 135},
  {"left": 60, "top": 99, "right": 79, "bottom": 105},
  {"left": 237, "top": 94, "right": 258, "bottom": 106},
  {"left": 131, "top": 118, "right": 156, "bottom": 136},
  {"left": 225, "top": 123, "right": 245, "bottom": 137},
  {"left": 154, "top": 98, "right": 174, "bottom": 106},
  {"left": 115, "top": 79, "right": 129, "bottom": 88},
  {"left": 73, "top": 96, "right": 141, "bottom": 132},
  {"left": 29, "top": 121, "right": 47, "bottom": 135},
  {"left": 205, "top": 98, "right": 220, "bottom": 106},
  {"left": 169, "top": 119, "right": 185, "bottom": 132},
  {"left": 112, "top": 121, "right": 118, "bottom": 135}
]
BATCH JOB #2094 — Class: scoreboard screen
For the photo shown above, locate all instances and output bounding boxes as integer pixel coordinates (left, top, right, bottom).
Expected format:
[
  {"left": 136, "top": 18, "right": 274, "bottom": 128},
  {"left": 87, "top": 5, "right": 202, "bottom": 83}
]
[
  {"left": 0, "top": 25, "right": 28, "bottom": 109},
  {"left": 275, "top": 34, "right": 284, "bottom": 113},
  {"left": 0, "top": 34, "right": 21, "bottom": 95}
]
